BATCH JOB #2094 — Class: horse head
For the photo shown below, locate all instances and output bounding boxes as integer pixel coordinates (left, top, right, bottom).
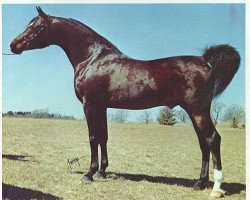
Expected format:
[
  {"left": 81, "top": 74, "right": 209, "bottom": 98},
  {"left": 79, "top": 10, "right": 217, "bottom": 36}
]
[{"left": 10, "top": 6, "right": 51, "bottom": 54}]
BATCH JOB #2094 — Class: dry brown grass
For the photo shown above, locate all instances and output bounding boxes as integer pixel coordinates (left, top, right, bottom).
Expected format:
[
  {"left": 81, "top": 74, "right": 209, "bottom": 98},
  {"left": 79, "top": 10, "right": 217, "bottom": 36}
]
[{"left": 2, "top": 117, "right": 246, "bottom": 199}]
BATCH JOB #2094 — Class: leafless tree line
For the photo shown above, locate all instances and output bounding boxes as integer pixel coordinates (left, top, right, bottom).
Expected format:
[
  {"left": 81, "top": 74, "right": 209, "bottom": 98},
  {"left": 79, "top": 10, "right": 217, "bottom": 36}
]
[
  {"left": 4, "top": 102, "right": 245, "bottom": 127},
  {"left": 3, "top": 109, "right": 76, "bottom": 120},
  {"left": 108, "top": 101, "right": 245, "bottom": 128}
]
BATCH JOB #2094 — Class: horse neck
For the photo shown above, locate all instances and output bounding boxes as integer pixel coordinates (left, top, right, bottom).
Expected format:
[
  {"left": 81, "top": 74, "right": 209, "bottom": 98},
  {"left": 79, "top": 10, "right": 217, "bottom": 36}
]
[{"left": 49, "top": 17, "right": 122, "bottom": 69}]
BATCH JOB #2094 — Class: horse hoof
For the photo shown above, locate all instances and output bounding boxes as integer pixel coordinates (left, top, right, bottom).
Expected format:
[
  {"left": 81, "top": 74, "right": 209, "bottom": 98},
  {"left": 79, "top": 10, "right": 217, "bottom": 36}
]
[
  {"left": 210, "top": 190, "right": 225, "bottom": 198},
  {"left": 81, "top": 175, "right": 93, "bottom": 183},
  {"left": 193, "top": 181, "right": 206, "bottom": 190},
  {"left": 96, "top": 171, "right": 107, "bottom": 179}
]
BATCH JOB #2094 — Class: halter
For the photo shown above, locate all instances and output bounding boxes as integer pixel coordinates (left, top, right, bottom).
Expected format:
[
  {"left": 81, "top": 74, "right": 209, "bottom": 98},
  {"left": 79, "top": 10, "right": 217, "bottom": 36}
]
[
  {"left": 3, "top": 16, "right": 52, "bottom": 56},
  {"left": 21, "top": 16, "right": 51, "bottom": 51}
]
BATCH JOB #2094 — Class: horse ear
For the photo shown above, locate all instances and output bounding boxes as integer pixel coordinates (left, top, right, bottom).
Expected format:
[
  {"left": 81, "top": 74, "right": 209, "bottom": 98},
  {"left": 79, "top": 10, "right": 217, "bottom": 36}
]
[{"left": 36, "top": 6, "right": 49, "bottom": 21}]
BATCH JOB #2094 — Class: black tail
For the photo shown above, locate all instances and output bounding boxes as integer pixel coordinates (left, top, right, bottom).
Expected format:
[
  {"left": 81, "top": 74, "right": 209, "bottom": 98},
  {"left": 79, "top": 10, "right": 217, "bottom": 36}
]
[{"left": 203, "top": 45, "right": 240, "bottom": 98}]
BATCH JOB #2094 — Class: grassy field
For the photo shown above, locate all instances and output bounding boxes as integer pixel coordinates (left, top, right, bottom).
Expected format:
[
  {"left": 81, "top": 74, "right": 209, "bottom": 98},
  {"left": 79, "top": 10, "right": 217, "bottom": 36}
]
[{"left": 2, "top": 117, "right": 246, "bottom": 200}]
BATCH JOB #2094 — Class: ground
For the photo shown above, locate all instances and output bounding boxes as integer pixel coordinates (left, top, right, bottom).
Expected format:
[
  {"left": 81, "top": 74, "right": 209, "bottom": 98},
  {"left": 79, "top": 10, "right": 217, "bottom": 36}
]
[{"left": 2, "top": 117, "right": 246, "bottom": 200}]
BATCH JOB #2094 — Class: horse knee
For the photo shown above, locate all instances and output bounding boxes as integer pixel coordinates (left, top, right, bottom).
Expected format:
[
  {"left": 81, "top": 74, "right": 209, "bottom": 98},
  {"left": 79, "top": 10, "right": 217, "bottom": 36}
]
[{"left": 89, "top": 136, "right": 100, "bottom": 145}]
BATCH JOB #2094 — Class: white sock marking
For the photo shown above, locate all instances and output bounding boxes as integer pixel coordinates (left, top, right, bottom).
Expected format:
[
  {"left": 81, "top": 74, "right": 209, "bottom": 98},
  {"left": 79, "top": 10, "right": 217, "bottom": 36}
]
[{"left": 212, "top": 169, "right": 225, "bottom": 193}]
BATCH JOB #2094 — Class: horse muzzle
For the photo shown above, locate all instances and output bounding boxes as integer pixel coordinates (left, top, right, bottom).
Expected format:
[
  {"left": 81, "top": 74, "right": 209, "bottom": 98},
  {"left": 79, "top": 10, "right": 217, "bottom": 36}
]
[{"left": 10, "top": 38, "right": 27, "bottom": 54}]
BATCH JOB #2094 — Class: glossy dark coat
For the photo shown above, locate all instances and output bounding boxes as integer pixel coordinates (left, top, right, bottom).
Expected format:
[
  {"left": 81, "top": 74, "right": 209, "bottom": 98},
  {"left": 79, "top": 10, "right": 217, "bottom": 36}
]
[{"left": 10, "top": 7, "right": 240, "bottom": 190}]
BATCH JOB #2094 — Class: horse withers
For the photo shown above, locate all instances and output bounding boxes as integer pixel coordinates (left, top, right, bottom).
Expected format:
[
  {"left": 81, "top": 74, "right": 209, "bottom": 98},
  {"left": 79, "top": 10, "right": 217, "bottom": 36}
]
[{"left": 10, "top": 7, "right": 240, "bottom": 198}]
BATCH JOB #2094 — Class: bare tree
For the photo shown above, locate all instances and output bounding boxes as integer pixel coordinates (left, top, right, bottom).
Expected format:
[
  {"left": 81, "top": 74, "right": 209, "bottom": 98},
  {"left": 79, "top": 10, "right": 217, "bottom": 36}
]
[
  {"left": 211, "top": 101, "right": 226, "bottom": 126},
  {"left": 137, "top": 110, "right": 152, "bottom": 124},
  {"left": 175, "top": 109, "right": 189, "bottom": 123},
  {"left": 223, "top": 104, "right": 245, "bottom": 124},
  {"left": 111, "top": 109, "right": 129, "bottom": 123}
]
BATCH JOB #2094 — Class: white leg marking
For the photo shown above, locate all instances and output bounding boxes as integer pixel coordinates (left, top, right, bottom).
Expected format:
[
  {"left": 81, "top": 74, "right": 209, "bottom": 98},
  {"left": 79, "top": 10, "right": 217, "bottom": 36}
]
[
  {"left": 213, "top": 169, "right": 223, "bottom": 191},
  {"left": 210, "top": 169, "right": 225, "bottom": 198}
]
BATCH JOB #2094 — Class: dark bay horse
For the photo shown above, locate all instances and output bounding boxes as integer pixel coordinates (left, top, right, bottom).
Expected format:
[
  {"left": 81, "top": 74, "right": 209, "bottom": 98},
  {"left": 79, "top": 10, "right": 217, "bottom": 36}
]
[{"left": 10, "top": 7, "right": 240, "bottom": 197}]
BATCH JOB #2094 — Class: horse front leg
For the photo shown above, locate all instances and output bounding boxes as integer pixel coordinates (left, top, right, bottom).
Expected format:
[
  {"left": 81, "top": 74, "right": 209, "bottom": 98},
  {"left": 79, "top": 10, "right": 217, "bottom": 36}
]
[
  {"left": 82, "top": 103, "right": 107, "bottom": 182},
  {"left": 97, "top": 109, "right": 108, "bottom": 179},
  {"left": 96, "top": 140, "right": 108, "bottom": 178}
]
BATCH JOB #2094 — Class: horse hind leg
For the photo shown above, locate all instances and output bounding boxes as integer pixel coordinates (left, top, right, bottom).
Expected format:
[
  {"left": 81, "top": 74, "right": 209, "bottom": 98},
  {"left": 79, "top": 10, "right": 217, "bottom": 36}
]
[
  {"left": 188, "top": 110, "right": 210, "bottom": 190},
  {"left": 207, "top": 130, "right": 225, "bottom": 198},
  {"left": 193, "top": 136, "right": 210, "bottom": 190},
  {"left": 188, "top": 109, "right": 225, "bottom": 197}
]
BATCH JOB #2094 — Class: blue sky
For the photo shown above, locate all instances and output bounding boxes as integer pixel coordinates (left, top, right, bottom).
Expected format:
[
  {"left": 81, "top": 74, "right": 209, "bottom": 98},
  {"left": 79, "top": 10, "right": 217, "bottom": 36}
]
[{"left": 2, "top": 4, "right": 245, "bottom": 120}]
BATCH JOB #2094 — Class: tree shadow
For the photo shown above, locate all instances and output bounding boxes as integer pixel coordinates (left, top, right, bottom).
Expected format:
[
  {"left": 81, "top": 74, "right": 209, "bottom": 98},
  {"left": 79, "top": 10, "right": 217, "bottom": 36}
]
[
  {"left": 2, "top": 154, "right": 37, "bottom": 162},
  {"left": 2, "top": 183, "right": 62, "bottom": 200},
  {"left": 107, "top": 172, "right": 246, "bottom": 196}
]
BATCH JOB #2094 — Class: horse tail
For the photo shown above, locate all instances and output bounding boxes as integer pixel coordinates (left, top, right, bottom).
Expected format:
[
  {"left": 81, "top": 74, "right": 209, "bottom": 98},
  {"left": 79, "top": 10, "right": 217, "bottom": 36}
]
[{"left": 202, "top": 44, "right": 240, "bottom": 99}]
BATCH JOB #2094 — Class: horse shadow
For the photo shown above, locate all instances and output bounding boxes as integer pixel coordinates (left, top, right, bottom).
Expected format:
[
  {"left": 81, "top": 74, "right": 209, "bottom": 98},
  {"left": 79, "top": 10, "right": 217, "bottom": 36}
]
[
  {"left": 2, "top": 183, "right": 62, "bottom": 200},
  {"left": 3, "top": 154, "right": 59, "bottom": 199},
  {"left": 2, "top": 154, "right": 36, "bottom": 162},
  {"left": 105, "top": 172, "right": 245, "bottom": 196}
]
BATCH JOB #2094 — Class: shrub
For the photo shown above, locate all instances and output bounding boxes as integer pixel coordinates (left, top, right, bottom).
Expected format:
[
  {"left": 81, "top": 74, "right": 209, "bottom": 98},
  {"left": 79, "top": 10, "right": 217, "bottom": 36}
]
[
  {"left": 230, "top": 117, "right": 239, "bottom": 128},
  {"left": 157, "top": 107, "right": 176, "bottom": 126}
]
